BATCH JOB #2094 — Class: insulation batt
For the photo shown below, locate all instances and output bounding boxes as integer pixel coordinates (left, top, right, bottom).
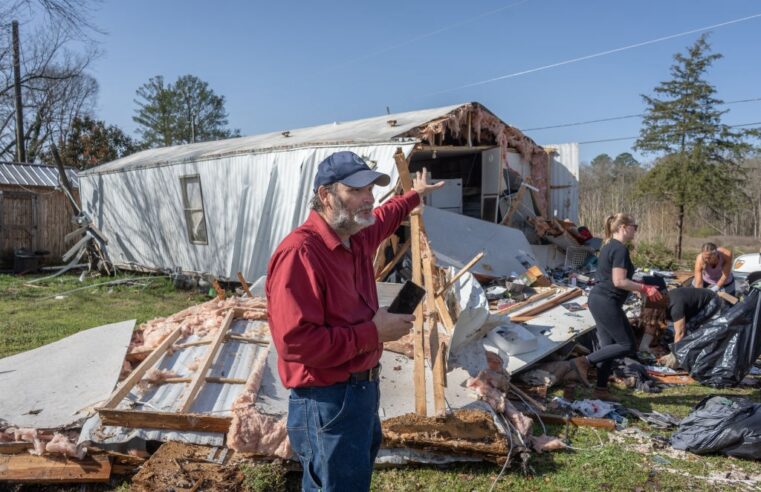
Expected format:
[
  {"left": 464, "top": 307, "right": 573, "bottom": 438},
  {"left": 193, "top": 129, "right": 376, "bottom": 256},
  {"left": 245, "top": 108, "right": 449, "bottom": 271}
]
[
  {"left": 227, "top": 346, "right": 291, "bottom": 458},
  {"left": 530, "top": 435, "right": 567, "bottom": 453},
  {"left": 130, "top": 297, "right": 269, "bottom": 353},
  {"left": 141, "top": 368, "right": 179, "bottom": 385},
  {"left": 466, "top": 370, "right": 533, "bottom": 436},
  {"left": 403, "top": 103, "right": 550, "bottom": 212},
  {"left": 45, "top": 432, "right": 86, "bottom": 459}
]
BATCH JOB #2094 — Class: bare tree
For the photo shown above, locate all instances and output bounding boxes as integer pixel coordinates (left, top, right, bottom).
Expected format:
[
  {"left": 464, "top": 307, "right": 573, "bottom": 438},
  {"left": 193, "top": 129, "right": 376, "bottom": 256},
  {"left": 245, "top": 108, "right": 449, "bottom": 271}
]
[{"left": 0, "top": 17, "right": 98, "bottom": 161}]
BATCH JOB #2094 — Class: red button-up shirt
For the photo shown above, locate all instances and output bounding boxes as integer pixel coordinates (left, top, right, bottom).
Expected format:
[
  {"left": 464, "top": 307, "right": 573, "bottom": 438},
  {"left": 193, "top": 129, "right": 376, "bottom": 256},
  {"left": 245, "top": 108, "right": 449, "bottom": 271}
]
[{"left": 266, "top": 190, "right": 420, "bottom": 388}]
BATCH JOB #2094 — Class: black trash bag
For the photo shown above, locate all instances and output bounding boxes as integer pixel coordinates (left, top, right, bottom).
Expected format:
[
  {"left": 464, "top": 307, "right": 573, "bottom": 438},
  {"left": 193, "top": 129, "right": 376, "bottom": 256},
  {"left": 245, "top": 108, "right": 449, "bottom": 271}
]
[
  {"left": 671, "top": 395, "right": 761, "bottom": 459},
  {"left": 672, "top": 287, "right": 761, "bottom": 387}
]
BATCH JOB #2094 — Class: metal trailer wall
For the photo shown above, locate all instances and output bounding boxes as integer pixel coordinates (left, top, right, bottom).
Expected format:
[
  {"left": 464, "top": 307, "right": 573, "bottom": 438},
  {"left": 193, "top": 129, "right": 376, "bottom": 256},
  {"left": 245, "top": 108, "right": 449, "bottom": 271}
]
[
  {"left": 79, "top": 143, "right": 414, "bottom": 280},
  {"left": 547, "top": 143, "right": 579, "bottom": 223}
]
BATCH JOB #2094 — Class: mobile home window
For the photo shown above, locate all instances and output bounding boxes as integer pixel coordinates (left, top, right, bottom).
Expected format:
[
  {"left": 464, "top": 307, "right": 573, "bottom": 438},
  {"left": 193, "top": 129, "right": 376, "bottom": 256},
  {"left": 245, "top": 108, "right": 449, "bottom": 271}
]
[{"left": 180, "top": 175, "right": 208, "bottom": 244}]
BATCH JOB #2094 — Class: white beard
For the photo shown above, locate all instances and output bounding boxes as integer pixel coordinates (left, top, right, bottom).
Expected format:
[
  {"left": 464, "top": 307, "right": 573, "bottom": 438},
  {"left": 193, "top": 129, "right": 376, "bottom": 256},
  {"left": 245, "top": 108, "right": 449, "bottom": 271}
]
[{"left": 328, "top": 196, "right": 376, "bottom": 236}]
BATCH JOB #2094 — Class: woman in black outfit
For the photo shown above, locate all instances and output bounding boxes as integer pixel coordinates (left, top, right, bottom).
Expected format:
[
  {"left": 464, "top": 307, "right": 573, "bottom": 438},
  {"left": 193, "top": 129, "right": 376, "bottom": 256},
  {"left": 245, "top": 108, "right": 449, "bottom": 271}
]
[{"left": 572, "top": 213, "right": 662, "bottom": 401}]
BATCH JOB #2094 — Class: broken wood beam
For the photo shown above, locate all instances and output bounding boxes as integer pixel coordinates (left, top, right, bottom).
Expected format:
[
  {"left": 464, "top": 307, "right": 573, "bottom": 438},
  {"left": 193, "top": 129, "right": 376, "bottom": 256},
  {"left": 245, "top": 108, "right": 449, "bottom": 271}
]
[
  {"left": 98, "top": 408, "right": 231, "bottom": 433},
  {"left": 421, "top": 237, "right": 446, "bottom": 416},
  {"left": 179, "top": 310, "right": 235, "bottom": 412},
  {"left": 510, "top": 288, "right": 583, "bottom": 323},
  {"left": 435, "top": 251, "right": 485, "bottom": 297},
  {"left": 0, "top": 454, "right": 111, "bottom": 483},
  {"left": 374, "top": 239, "right": 411, "bottom": 281},
  {"left": 718, "top": 291, "right": 739, "bottom": 305},
  {"left": 395, "top": 148, "right": 426, "bottom": 416},
  {"left": 536, "top": 413, "right": 616, "bottom": 430},
  {"left": 433, "top": 295, "right": 455, "bottom": 335},
  {"left": 236, "top": 272, "right": 254, "bottom": 298},
  {"left": 493, "top": 289, "right": 556, "bottom": 316}
]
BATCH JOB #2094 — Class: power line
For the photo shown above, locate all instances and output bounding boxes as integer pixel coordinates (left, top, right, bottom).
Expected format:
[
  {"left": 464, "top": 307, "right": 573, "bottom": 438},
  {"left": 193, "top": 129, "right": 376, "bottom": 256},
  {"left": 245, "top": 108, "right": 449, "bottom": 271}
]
[
  {"left": 525, "top": 97, "right": 761, "bottom": 131},
  {"left": 577, "top": 120, "right": 761, "bottom": 145},
  {"left": 427, "top": 12, "right": 761, "bottom": 96},
  {"left": 326, "top": 0, "right": 531, "bottom": 70}
]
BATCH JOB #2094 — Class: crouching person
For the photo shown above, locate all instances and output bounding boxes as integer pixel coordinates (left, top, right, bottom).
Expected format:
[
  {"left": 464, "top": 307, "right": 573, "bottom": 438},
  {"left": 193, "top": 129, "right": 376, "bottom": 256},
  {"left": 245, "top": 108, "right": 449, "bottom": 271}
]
[{"left": 266, "top": 151, "right": 443, "bottom": 491}]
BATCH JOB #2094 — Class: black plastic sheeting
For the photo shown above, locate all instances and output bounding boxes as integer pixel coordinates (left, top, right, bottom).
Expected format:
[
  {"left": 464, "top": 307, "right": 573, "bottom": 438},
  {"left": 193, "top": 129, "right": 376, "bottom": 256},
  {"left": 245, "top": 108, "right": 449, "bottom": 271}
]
[
  {"left": 671, "top": 396, "right": 761, "bottom": 459},
  {"left": 672, "top": 287, "right": 761, "bottom": 387}
]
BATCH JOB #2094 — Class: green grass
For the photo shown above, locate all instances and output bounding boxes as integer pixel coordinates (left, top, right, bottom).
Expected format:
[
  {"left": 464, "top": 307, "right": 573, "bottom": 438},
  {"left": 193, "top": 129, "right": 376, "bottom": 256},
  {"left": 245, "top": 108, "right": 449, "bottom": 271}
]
[
  {"left": 0, "top": 272, "right": 207, "bottom": 358},
  {"left": 2, "top": 273, "right": 760, "bottom": 491}
]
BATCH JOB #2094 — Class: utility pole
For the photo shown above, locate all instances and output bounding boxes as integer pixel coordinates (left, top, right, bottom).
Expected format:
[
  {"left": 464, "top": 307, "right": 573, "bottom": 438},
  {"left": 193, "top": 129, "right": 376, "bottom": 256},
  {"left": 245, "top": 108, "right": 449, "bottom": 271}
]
[{"left": 12, "top": 20, "right": 26, "bottom": 163}]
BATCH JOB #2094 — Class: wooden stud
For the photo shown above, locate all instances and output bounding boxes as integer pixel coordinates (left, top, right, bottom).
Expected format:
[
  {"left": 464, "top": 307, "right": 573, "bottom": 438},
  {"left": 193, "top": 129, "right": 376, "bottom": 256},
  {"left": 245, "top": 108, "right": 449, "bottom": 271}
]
[
  {"left": 435, "top": 251, "right": 485, "bottom": 297},
  {"left": 374, "top": 239, "right": 411, "bottom": 281},
  {"left": 434, "top": 295, "right": 455, "bottom": 335},
  {"left": 394, "top": 148, "right": 426, "bottom": 416},
  {"left": 421, "top": 237, "right": 446, "bottom": 416},
  {"left": 0, "top": 455, "right": 112, "bottom": 483},
  {"left": 510, "top": 288, "right": 583, "bottom": 323},
  {"left": 102, "top": 326, "right": 185, "bottom": 409},
  {"left": 179, "top": 310, "right": 235, "bottom": 412},
  {"left": 493, "top": 289, "right": 556, "bottom": 316},
  {"left": 161, "top": 377, "right": 248, "bottom": 385},
  {"left": 236, "top": 272, "right": 254, "bottom": 298},
  {"left": 98, "top": 408, "right": 231, "bottom": 433},
  {"left": 433, "top": 341, "right": 447, "bottom": 416}
]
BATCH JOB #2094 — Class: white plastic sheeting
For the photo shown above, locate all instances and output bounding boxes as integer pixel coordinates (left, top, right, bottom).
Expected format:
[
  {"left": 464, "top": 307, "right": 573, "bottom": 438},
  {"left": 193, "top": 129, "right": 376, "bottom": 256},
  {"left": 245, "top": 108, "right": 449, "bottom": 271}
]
[{"left": 80, "top": 143, "right": 414, "bottom": 280}]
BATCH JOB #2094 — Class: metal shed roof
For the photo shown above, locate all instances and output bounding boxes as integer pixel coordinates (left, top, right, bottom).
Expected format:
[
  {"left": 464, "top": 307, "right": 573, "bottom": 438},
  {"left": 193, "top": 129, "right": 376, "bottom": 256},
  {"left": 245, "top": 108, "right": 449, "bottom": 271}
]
[
  {"left": 0, "top": 162, "right": 79, "bottom": 188},
  {"left": 82, "top": 103, "right": 474, "bottom": 175}
]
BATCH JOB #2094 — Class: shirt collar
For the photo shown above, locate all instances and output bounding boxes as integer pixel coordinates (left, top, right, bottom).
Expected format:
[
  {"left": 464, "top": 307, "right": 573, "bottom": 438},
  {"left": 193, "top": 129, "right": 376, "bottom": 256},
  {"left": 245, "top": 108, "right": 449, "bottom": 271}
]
[{"left": 305, "top": 210, "right": 344, "bottom": 251}]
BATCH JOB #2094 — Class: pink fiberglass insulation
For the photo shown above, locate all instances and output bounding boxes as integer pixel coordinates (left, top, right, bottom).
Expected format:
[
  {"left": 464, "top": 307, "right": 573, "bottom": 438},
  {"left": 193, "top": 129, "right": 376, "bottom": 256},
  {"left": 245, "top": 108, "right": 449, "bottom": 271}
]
[
  {"left": 13, "top": 427, "right": 38, "bottom": 442},
  {"left": 130, "top": 297, "right": 269, "bottom": 353},
  {"left": 530, "top": 434, "right": 567, "bottom": 453},
  {"left": 401, "top": 103, "right": 550, "bottom": 214},
  {"left": 45, "top": 432, "right": 86, "bottom": 459},
  {"left": 141, "top": 368, "right": 179, "bottom": 385},
  {"left": 466, "top": 368, "right": 533, "bottom": 437},
  {"left": 227, "top": 346, "right": 291, "bottom": 458}
]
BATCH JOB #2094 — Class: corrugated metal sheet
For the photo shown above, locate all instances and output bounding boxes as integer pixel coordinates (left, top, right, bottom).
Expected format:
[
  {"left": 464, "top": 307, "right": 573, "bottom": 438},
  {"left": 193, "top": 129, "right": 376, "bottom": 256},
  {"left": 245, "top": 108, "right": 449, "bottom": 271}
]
[
  {"left": 81, "top": 103, "right": 465, "bottom": 175},
  {"left": 80, "top": 142, "right": 414, "bottom": 280},
  {"left": 0, "top": 162, "right": 79, "bottom": 188},
  {"left": 544, "top": 143, "right": 579, "bottom": 223},
  {"left": 79, "top": 318, "right": 269, "bottom": 449}
]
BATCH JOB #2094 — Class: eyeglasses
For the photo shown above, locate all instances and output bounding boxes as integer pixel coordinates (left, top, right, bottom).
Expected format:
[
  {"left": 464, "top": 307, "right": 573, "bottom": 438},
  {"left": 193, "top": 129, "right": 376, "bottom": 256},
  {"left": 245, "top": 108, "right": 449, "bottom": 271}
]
[{"left": 627, "top": 224, "right": 639, "bottom": 231}]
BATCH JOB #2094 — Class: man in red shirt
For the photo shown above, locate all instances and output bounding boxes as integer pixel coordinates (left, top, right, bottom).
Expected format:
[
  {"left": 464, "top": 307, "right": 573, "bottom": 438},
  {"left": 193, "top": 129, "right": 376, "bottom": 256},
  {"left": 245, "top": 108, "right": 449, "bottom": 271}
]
[{"left": 266, "top": 151, "right": 443, "bottom": 491}]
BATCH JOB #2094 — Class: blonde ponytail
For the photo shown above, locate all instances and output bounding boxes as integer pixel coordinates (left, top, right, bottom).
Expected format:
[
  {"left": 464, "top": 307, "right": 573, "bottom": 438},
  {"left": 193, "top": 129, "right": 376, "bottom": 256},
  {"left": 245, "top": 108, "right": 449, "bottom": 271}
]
[{"left": 603, "top": 213, "right": 635, "bottom": 244}]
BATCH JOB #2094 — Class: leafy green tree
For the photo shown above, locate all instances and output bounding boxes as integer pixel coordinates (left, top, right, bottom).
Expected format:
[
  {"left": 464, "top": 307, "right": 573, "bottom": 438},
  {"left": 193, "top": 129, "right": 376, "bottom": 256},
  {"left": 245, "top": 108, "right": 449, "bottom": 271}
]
[
  {"left": 634, "top": 34, "right": 752, "bottom": 259},
  {"left": 132, "top": 74, "right": 239, "bottom": 148}
]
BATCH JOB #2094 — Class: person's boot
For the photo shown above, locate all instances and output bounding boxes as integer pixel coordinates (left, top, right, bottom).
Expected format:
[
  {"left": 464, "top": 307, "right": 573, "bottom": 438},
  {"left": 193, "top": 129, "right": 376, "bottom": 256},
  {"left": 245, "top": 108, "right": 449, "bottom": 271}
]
[
  {"left": 570, "top": 356, "right": 592, "bottom": 388},
  {"left": 592, "top": 387, "right": 621, "bottom": 402}
]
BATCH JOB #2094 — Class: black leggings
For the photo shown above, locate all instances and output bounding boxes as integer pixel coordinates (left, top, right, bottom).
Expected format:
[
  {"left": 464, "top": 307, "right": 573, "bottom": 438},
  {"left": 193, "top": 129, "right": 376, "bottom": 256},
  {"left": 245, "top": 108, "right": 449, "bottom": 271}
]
[{"left": 587, "top": 294, "right": 636, "bottom": 388}]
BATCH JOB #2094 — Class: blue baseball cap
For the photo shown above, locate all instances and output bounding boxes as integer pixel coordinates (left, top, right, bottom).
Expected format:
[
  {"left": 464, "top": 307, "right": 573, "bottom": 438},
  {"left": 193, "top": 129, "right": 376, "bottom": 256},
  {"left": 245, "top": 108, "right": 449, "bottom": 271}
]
[{"left": 313, "top": 151, "right": 390, "bottom": 193}]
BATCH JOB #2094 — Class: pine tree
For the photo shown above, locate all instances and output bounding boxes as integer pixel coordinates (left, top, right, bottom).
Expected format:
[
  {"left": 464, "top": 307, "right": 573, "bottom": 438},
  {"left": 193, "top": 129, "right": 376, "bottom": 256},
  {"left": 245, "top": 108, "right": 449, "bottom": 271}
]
[
  {"left": 132, "top": 75, "right": 239, "bottom": 148},
  {"left": 635, "top": 34, "right": 752, "bottom": 259}
]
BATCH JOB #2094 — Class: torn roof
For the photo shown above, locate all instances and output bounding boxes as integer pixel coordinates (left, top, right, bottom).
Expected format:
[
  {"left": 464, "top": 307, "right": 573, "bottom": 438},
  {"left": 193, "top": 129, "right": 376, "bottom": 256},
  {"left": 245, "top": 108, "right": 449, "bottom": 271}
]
[
  {"left": 0, "top": 162, "right": 79, "bottom": 188},
  {"left": 82, "top": 102, "right": 540, "bottom": 176}
]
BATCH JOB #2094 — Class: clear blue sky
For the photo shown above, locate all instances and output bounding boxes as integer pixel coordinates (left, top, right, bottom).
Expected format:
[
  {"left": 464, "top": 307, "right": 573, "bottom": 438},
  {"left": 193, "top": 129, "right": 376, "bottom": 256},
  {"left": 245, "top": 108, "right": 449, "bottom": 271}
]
[{"left": 85, "top": 0, "right": 761, "bottom": 164}]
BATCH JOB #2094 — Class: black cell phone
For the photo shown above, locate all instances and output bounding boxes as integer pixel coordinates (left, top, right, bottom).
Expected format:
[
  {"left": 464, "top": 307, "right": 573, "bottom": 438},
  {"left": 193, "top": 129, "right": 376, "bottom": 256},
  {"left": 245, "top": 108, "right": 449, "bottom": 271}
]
[{"left": 387, "top": 280, "right": 427, "bottom": 314}]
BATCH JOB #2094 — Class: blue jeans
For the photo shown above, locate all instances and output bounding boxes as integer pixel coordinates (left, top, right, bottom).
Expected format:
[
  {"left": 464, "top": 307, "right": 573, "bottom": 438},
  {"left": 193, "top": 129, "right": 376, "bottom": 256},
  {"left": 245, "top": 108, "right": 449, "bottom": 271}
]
[{"left": 287, "top": 380, "right": 382, "bottom": 492}]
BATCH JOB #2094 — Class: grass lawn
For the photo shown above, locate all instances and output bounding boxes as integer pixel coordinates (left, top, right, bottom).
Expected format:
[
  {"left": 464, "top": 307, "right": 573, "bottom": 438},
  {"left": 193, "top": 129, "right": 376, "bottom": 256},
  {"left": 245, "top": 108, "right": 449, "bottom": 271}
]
[{"left": 1, "top": 273, "right": 760, "bottom": 491}]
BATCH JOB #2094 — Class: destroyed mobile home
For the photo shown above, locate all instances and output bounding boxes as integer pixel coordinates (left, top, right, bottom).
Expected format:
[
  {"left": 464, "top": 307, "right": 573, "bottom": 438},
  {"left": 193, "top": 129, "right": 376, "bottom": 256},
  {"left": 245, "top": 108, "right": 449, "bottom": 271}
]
[{"left": 2, "top": 104, "right": 761, "bottom": 487}]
